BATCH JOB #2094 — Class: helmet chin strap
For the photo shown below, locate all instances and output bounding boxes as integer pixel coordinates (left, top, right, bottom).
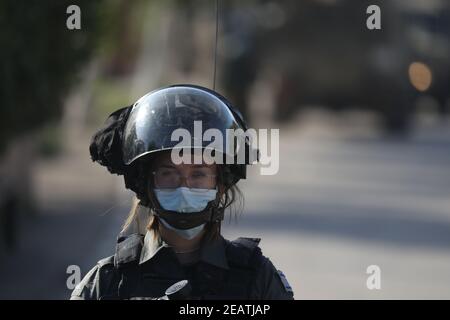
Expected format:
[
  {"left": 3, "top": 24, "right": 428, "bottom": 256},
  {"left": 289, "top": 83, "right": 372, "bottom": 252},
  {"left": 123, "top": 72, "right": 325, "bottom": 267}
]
[
  {"left": 153, "top": 200, "right": 224, "bottom": 230},
  {"left": 143, "top": 177, "right": 225, "bottom": 230}
]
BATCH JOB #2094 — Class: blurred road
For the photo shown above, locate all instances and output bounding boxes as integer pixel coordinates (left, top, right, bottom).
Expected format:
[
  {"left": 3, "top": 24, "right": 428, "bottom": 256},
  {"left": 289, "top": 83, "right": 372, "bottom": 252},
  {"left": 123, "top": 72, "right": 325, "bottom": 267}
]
[{"left": 223, "top": 111, "right": 450, "bottom": 299}]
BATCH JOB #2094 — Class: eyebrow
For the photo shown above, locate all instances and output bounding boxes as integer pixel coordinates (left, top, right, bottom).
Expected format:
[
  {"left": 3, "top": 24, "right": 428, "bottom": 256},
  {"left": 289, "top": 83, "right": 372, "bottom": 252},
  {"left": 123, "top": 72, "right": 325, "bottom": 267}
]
[
  {"left": 191, "top": 164, "right": 212, "bottom": 168},
  {"left": 158, "top": 165, "right": 176, "bottom": 169}
]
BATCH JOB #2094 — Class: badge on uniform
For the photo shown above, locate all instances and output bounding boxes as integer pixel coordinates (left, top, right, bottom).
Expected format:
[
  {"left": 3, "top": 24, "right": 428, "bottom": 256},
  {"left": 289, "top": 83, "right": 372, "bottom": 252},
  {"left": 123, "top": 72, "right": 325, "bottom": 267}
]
[{"left": 277, "top": 270, "right": 293, "bottom": 294}]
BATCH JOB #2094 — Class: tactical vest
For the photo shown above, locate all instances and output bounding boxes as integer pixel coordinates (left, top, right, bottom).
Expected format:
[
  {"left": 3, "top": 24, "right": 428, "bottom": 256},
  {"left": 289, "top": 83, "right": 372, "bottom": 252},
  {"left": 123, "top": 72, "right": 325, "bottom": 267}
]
[{"left": 109, "top": 234, "right": 264, "bottom": 300}]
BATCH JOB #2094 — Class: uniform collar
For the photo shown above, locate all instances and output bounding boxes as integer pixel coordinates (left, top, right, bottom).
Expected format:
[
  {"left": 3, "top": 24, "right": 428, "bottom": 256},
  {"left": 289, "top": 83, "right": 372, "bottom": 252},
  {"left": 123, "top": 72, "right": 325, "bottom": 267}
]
[{"left": 139, "top": 229, "right": 229, "bottom": 270}]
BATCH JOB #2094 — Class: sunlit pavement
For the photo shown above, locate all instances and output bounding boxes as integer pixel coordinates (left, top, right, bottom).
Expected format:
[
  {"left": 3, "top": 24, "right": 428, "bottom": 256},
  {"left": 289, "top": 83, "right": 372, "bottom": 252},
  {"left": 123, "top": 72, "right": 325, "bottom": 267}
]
[{"left": 222, "top": 111, "right": 450, "bottom": 299}]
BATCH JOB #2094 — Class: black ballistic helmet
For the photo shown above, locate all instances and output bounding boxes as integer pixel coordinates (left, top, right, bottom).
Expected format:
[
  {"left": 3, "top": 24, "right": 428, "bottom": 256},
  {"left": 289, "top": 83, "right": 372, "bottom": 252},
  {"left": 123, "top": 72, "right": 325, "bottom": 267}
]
[{"left": 89, "top": 84, "right": 255, "bottom": 211}]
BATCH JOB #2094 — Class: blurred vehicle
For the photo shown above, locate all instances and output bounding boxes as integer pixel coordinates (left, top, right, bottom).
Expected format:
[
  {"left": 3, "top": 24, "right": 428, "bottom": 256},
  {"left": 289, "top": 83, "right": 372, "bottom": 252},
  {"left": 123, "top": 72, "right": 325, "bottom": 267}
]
[
  {"left": 269, "top": 0, "right": 449, "bottom": 133},
  {"left": 402, "top": 0, "right": 450, "bottom": 116},
  {"left": 219, "top": 0, "right": 449, "bottom": 133}
]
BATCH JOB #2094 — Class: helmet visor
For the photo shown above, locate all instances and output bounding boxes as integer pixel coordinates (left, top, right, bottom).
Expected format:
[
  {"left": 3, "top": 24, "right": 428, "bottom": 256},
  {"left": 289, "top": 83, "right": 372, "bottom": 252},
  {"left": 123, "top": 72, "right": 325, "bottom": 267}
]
[{"left": 122, "top": 86, "right": 243, "bottom": 165}]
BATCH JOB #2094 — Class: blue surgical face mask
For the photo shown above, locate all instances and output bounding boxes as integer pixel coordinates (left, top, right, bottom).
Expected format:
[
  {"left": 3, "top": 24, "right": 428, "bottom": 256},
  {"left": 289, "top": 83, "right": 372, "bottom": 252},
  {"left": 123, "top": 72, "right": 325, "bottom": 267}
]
[
  {"left": 154, "top": 187, "right": 217, "bottom": 213},
  {"left": 158, "top": 217, "right": 205, "bottom": 240}
]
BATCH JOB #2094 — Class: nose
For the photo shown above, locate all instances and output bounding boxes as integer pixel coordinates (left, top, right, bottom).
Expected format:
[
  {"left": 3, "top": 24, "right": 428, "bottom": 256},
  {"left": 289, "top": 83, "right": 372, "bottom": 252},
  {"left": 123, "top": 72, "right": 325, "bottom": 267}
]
[{"left": 179, "top": 175, "right": 189, "bottom": 188}]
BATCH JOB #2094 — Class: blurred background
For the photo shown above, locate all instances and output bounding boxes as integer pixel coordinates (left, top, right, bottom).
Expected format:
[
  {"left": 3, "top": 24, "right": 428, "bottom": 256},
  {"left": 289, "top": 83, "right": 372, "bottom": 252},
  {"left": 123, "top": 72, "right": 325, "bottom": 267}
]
[{"left": 0, "top": 0, "right": 449, "bottom": 299}]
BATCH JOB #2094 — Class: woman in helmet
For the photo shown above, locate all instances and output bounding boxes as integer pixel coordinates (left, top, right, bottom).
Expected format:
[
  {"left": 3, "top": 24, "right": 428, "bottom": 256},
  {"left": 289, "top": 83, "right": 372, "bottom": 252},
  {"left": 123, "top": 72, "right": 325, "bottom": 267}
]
[{"left": 70, "top": 85, "right": 294, "bottom": 300}]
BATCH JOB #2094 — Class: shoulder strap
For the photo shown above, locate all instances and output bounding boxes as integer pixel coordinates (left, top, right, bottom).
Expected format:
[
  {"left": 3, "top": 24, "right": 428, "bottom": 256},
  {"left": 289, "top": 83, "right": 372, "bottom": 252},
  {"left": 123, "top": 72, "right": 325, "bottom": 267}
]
[
  {"left": 97, "top": 256, "right": 121, "bottom": 300},
  {"left": 226, "top": 237, "right": 262, "bottom": 269},
  {"left": 72, "top": 255, "right": 119, "bottom": 300},
  {"left": 233, "top": 237, "right": 261, "bottom": 249},
  {"left": 113, "top": 233, "right": 144, "bottom": 299},
  {"left": 114, "top": 233, "right": 144, "bottom": 267},
  {"left": 216, "top": 237, "right": 263, "bottom": 299},
  {"left": 97, "top": 255, "right": 115, "bottom": 267}
]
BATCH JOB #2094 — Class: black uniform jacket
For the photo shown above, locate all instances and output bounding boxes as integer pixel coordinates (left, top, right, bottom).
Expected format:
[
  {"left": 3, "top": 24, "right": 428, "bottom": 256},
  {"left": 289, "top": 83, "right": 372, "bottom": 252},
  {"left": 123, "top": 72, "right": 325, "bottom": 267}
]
[{"left": 70, "top": 229, "right": 294, "bottom": 300}]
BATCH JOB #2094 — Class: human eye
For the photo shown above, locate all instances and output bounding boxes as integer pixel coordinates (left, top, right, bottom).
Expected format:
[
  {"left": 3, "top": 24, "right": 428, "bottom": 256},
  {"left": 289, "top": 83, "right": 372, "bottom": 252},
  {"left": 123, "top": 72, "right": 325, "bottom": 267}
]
[
  {"left": 191, "top": 170, "right": 208, "bottom": 178},
  {"left": 193, "top": 172, "right": 207, "bottom": 177},
  {"left": 157, "top": 168, "right": 178, "bottom": 177}
]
